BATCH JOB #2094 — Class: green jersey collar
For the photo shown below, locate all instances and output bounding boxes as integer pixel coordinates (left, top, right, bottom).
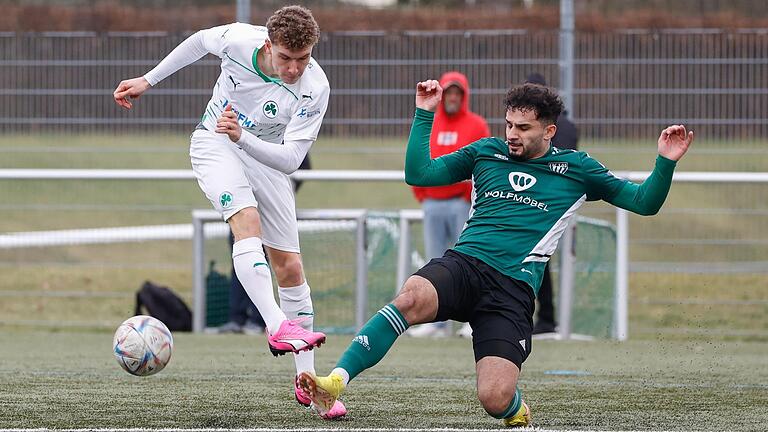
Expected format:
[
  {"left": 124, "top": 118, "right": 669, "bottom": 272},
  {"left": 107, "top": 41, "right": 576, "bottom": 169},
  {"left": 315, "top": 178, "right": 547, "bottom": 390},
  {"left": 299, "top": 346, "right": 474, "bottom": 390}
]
[
  {"left": 250, "top": 47, "right": 299, "bottom": 100},
  {"left": 252, "top": 47, "right": 280, "bottom": 84}
]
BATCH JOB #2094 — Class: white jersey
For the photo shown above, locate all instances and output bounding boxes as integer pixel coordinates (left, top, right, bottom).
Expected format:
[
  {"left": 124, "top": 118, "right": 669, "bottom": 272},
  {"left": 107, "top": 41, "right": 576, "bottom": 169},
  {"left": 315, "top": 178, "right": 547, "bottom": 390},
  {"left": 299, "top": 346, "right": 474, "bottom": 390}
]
[
  {"left": 145, "top": 22, "right": 330, "bottom": 145},
  {"left": 143, "top": 23, "right": 330, "bottom": 249}
]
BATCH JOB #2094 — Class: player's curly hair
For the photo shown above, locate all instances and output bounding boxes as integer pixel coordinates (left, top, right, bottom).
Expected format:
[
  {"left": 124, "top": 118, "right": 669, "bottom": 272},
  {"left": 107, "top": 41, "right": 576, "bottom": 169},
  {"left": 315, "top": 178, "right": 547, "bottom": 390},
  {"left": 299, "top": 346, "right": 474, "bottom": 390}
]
[
  {"left": 504, "top": 83, "right": 564, "bottom": 125},
  {"left": 266, "top": 5, "right": 320, "bottom": 51}
]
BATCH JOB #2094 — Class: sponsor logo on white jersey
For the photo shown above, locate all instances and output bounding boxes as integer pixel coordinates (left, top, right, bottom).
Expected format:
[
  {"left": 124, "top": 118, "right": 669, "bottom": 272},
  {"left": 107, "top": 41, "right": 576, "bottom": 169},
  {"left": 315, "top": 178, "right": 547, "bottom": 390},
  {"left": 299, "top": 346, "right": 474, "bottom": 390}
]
[
  {"left": 353, "top": 335, "right": 371, "bottom": 351},
  {"left": 508, "top": 172, "right": 537, "bottom": 192},
  {"left": 221, "top": 98, "right": 283, "bottom": 131},
  {"left": 297, "top": 107, "right": 321, "bottom": 118}
]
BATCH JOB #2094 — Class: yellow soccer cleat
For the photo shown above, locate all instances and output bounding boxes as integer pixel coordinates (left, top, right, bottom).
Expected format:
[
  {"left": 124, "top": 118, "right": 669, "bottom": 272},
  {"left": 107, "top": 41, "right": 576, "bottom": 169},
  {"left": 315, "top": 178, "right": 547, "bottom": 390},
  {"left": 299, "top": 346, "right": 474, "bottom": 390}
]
[
  {"left": 297, "top": 371, "right": 346, "bottom": 416},
  {"left": 502, "top": 400, "right": 531, "bottom": 428}
]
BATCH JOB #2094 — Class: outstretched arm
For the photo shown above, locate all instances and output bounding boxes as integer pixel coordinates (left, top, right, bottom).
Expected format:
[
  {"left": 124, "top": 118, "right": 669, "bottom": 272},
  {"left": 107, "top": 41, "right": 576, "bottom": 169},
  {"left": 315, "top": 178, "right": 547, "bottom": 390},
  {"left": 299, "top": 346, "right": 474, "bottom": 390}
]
[
  {"left": 606, "top": 125, "right": 694, "bottom": 215},
  {"left": 113, "top": 25, "right": 228, "bottom": 109},
  {"left": 405, "top": 80, "right": 474, "bottom": 186},
  {"left": 608, "top": 156, "right": 677, "bottom": 216},
  {"left": 141, "top": 29, "right": 212, "bottom": 86}
]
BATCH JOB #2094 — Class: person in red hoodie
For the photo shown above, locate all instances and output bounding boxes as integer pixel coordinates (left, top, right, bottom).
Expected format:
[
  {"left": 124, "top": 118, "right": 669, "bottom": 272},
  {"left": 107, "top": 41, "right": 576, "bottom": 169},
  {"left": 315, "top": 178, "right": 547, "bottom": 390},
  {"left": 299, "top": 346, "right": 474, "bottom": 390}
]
[{"left": 407, "top": 71, "right": 490, "bottom": 338}]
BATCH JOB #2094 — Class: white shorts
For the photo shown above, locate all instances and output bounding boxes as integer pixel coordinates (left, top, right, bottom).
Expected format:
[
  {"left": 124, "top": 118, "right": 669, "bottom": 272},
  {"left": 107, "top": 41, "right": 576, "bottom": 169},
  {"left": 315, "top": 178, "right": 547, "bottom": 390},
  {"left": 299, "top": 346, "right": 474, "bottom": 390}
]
[{"left": 190, "top": 129, "right": 300, "bottom": 253}]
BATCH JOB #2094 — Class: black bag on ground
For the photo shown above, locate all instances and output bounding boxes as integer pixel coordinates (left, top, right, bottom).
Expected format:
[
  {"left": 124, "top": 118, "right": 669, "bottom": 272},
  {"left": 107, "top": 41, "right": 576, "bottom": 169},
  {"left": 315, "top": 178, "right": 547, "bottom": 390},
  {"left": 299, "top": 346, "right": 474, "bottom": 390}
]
[{"left": 135, "top": 281, "right": 192, "bottom": 332}]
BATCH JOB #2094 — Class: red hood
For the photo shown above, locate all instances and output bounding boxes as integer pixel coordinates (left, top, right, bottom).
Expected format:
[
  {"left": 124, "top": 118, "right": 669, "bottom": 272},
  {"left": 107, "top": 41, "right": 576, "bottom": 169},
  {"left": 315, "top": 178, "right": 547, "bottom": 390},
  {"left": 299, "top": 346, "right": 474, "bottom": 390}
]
[{"left": 437, "top": 71, "right": 470, "bottom": 118}]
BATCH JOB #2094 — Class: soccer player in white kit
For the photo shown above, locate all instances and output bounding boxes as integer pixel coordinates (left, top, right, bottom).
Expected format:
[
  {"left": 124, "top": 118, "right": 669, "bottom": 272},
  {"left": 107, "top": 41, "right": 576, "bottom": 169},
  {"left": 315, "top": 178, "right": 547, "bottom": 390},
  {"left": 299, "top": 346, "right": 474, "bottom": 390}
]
[{"left": 113, "top": 6, "right": 346, "bottom": 418}]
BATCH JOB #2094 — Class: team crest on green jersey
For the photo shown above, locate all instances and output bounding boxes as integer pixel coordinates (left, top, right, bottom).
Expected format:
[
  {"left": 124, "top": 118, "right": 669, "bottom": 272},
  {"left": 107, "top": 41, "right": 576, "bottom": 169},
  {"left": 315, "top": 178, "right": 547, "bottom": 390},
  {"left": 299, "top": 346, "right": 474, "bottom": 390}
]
[
  {"left": 263, "top": 100, "right": 278, "bottom": 118},
  {"left": 219, "top": 191, "right": 233, "bottom": 208},
  {"left": 549, "top": 162, "right": 569, "bottom": 174}
]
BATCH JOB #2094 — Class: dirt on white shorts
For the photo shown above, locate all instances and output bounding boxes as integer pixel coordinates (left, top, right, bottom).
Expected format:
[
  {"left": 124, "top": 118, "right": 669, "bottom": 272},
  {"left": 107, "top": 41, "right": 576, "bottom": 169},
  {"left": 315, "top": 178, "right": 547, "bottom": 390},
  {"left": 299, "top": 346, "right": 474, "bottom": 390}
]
[{"left": 190, "top": 129, "right": 300, "bottom": 253}]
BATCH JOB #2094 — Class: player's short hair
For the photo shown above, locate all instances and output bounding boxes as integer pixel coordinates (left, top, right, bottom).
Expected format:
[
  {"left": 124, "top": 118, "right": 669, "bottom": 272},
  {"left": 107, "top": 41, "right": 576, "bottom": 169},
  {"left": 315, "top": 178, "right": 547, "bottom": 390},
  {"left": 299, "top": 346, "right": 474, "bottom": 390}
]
[
  {"left": 266, "top": 5, "right": 320, "bottom": 51},
  {"left": 504, "top": 83, "right": 564, "bottom": 126}
]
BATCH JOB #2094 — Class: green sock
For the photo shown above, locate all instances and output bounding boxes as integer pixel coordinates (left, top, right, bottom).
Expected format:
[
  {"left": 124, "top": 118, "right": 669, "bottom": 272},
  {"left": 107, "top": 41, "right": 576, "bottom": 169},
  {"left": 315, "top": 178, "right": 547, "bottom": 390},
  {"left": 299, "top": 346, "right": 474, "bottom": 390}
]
[
  {"left": 336, "top": 304, "right": 409, "bottom": 381},
  {"left": 489, "top": 388, "right": 522, "bottom": 419}
]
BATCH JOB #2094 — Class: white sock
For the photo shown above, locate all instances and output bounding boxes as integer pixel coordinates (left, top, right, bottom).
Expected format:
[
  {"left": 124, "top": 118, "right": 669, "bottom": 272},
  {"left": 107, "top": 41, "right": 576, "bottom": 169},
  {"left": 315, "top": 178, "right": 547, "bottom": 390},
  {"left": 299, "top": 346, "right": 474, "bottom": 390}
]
[
  {"left": 332, "top": 367, "right": 350, "bottom": 386},
  {"left": 232, "top": 237, "right": 286, "bottom": 334},
  {"left": 279, "top": 281, "right": 315, "bottom": 375}
]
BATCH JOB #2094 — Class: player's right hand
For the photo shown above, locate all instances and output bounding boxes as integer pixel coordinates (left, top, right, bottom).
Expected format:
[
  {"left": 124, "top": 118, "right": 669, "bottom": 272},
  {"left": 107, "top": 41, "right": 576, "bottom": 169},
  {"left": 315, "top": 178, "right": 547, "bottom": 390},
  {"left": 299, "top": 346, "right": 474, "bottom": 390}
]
[
  {"left": 216, "top": 105, "right": 242, "bottom": 143},
  {"left": 657, "top": 124, "right": 694, "bottom": 161},
  {"left": 415, "top": 80, "right": 442, "bottom": 112},
  {"left": 113, "top": 77, "right": 151, "bottom": 109}
]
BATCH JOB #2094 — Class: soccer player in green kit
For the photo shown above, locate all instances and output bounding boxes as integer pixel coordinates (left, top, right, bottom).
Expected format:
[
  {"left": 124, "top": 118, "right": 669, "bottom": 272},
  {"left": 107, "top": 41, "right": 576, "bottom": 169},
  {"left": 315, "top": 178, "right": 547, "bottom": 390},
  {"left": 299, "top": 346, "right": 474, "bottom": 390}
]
[{"left": 299, "top": 80, "right": 694, "bottom": 427}]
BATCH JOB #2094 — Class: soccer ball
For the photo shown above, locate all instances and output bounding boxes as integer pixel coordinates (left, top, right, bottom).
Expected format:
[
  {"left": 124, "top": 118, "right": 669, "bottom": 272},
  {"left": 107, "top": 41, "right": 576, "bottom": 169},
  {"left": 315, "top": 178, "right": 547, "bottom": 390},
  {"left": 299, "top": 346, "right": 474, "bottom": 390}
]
[{"left": 113, "top": 315, "right": 173, "bottom": 376}]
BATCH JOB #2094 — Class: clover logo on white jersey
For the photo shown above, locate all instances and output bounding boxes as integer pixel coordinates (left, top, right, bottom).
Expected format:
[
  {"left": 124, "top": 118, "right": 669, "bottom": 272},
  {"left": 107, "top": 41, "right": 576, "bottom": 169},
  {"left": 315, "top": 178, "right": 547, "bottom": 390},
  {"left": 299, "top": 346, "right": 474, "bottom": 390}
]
[
  {"left": 219, "top": 191, "right": 233, "bottom": 208},
  {"left": 263, "top": 100, "right": 278, "bottom": 119},
  {"left": 508, "top": 172, "right": 537, "bottom": 192}
]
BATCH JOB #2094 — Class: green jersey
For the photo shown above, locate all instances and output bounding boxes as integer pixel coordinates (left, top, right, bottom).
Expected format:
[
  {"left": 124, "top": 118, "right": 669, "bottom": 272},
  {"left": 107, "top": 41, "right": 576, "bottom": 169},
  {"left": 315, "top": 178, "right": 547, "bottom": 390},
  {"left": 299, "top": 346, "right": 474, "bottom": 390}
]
[{"left": 405, "top": 109, "right": 677, "bottom": 294}]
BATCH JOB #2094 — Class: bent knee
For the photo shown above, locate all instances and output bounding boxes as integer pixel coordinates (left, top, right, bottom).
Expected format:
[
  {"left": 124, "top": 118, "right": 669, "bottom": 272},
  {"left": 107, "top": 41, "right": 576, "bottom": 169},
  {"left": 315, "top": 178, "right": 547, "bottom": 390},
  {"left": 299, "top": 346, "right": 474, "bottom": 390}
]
[
  {"left": 478, "top": 387, "right": 516, "bottom": 417},
  {"left": 395, "top": 278, "right": 429, "bottom": 311},
  {"left": 392, "top": 287, "right": 415, "bottom": 313},
  {"left": 273, "top": 258, "right": 304, "bottom": 283},
  {"left": 230, "top": 206, "right": 259, "bottom": 222},
  {"left": 392, "top": 276, "right": 438, "bottom": 323},
  {"left": 228, "top": 207, "right": 261, "bottom": 239}
]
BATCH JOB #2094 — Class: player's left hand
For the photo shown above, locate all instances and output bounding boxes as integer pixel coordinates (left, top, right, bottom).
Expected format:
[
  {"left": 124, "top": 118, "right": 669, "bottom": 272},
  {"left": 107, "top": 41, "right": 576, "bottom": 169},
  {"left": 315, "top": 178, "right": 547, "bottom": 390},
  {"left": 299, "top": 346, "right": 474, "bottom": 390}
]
[
  {"left": 216, "top": 106, "right": 242, "bottom": 142},
  {"left": 657, "top": 124, "right": 694, "bottom": 161}
]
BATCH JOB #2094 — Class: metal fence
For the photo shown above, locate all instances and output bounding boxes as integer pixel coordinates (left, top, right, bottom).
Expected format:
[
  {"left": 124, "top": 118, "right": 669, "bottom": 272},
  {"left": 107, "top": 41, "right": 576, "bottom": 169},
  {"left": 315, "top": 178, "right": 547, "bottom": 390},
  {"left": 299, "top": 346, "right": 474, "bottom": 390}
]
[{"left": 2, "top": 30, "right": 768, "bottom": 140}]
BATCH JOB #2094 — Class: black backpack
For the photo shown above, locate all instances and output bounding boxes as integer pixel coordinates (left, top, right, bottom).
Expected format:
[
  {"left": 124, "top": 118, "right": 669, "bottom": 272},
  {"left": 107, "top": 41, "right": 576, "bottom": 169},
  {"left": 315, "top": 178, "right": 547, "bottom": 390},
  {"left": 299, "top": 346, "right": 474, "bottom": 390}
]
[{"left": 135, "top": 281, "right": 193, "bottom": 332}]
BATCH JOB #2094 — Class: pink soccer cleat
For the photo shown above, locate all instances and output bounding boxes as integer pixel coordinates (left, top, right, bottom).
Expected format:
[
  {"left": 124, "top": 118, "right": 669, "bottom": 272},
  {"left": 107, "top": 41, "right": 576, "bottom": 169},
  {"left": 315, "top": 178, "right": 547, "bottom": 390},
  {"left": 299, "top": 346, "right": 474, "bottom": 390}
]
[
  {"left": 319, "top": 400, "right": 347, "bottom": 420},
  {"left": 294, "top": 375, "right": 312, "bottom": 407},
  {"left": 267, "top": 318, "right": 326, "bottom": 356},
  {"left": 295, "top": 375, "right": 347, "bottom": 419}
]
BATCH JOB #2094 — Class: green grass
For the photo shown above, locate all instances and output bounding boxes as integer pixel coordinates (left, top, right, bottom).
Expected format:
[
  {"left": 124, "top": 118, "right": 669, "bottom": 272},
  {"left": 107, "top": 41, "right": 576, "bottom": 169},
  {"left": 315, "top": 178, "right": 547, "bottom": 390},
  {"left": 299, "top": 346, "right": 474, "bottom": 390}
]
[
  {"left": 627, "top": 273, "right": 768, "bottom": 340},
  {"left": 0, "top": 328, "right": 766, "bottom": 430}
]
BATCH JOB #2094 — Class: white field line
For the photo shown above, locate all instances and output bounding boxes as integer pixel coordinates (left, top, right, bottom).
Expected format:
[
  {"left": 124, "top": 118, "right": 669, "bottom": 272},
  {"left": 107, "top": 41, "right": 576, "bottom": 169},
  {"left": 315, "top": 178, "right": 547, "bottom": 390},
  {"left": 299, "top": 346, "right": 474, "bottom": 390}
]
[{"left": 0, "top": 429, "right": 678, "bottom": 432}]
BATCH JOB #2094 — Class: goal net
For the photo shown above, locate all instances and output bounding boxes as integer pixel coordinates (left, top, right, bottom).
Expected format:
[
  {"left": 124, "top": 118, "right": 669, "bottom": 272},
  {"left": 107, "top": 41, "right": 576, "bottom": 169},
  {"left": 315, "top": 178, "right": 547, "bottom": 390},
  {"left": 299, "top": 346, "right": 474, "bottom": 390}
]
[{"left": 196, "top": 210, "right": 617, "bottom": 338}]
